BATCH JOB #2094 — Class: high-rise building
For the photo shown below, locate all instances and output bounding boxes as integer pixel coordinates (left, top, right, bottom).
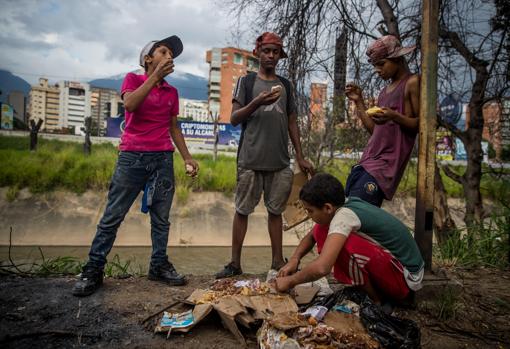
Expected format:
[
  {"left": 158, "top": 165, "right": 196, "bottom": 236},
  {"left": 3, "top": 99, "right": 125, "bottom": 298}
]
[
  {"left": 206, "top": 47, "right": 259, "bottom": 123},
  {"left": 7, "top": 91, "right": 26, "bottom": 124},
  {"left": 310, "top": 83, "right": 328, "bottom": 131},
  {"left": 179, "top": 98, "right": 209, "bottom": 122},
  {"left": 28, "top": 78, "right": 60, "bottom": 131},
  {"left": 58, "top": 81, "right": 91, "bottom": 135},
  {"left": 91, "top": 87, "right": 122, "bottom": 136}
]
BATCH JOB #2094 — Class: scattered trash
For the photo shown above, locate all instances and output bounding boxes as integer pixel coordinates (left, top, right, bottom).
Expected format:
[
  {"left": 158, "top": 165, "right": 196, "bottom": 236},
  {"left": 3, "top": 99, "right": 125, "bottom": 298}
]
[
  {"left": 332, "top": 300, "right": 360, "bottom": 316},
  {"left": 266, "top": 269, "right": 278, "bottom": 282},
  {"left": 302, "top": 305, "right": 328, "bottom": 324},
  {"left": 154, "top": 303, "right": 213, "bottom": 337},
  {"left": 157, "top": 310, "right": 194, "bottom": 336},
  {"left": 149, "top": 278, "right": 420, "bottom": 349}
]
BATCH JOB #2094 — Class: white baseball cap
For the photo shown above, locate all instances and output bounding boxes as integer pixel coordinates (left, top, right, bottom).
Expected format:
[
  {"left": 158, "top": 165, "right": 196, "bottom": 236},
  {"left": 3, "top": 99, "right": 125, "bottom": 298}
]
[{"left": 139, "top": 35, "right": 183, "bottom": 67}]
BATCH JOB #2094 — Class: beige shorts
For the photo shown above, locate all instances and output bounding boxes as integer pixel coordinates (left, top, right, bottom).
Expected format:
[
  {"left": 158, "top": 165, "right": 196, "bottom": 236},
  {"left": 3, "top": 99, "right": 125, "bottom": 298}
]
[{"left": 235, "top": 166, "right": 293, "bottom": 215}]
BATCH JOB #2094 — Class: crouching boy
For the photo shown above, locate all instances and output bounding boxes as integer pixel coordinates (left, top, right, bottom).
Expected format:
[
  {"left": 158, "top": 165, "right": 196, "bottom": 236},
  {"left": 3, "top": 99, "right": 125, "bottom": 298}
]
[{"left": 275, "top": 173, "right": 424, "bottom": 304}]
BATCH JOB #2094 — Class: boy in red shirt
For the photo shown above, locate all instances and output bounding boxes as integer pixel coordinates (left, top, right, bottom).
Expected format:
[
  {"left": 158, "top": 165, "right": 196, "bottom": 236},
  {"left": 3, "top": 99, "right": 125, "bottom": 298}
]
[{"left": 73, "top": 35, "right": 199, "bottom": 297}]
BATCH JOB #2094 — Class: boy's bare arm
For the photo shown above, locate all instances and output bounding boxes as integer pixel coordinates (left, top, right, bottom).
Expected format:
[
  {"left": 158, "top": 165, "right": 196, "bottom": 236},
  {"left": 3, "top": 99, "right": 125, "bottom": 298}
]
[
  {"left": 288, "top": 112, "right": 314, "bottom": 175},
  {"left": 345, "top": 83, "right": 375, "bottom": 134},
  {"left": 374, "top": 75, "right": 420, "bottom": 131},
  {"left": 275, "top": 233, "right": 347, "bottom": 291},
  {"left": 169, "top": 117, "right": 199, "bottom": 176},
  {"left": 230, "top": 91, "right": 280, "bottom": 126},
  {"left": 123, "top": 58, "right": 174, "bottom": 112},
  {"left": 278, "top": 229, "right": 316, "bottom": 277}
]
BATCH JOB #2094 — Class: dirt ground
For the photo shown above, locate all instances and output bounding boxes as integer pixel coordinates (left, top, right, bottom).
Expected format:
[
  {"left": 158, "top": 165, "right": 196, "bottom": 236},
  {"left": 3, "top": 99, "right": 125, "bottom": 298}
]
[{"left": 1, "top": 268, "right": 509, "bottom": 349}]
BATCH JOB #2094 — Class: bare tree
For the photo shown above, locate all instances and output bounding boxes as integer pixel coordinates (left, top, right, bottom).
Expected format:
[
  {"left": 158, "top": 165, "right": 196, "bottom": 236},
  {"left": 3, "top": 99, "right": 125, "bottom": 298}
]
[{"left": 223, "top": 0, "right": 509, "bottom": 228}]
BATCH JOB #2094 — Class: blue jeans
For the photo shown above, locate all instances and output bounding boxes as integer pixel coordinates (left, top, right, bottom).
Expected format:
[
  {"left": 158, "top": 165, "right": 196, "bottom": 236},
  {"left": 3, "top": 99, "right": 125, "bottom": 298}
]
[
  {"left": 87, "top": 151, "right": 175, "bottom": 269},
  {"left": 345, "top": 165, "right": 385, "bottom": 207}
]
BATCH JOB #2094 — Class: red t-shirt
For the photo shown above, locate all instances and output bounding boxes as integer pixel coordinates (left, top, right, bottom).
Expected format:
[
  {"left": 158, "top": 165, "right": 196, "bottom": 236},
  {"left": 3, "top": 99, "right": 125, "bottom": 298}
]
[{"left": 120, "top": 72, "right": 179, "bottom": 151}]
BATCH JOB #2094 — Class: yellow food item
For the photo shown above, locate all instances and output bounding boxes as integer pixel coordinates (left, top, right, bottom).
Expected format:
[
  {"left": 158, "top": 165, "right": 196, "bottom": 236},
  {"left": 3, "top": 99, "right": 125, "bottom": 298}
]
[
  {"left": 308, "top": 316, "right": 318, "bottom": 326},
  {"left": 366, "top": 106, "right": 384, "bottom": 116}
]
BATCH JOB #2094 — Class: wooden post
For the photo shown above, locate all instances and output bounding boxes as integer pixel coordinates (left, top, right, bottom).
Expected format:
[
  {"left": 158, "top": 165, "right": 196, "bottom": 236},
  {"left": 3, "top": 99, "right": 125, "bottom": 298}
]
[
  {"left": 415, "top": 0, "right": 439, "bottom": 270},
  {"left": 83, "top": 117, "right": 92, "bottom": 155},
  {"left": 210, "top": 111, "right": 219, "bottom": 161},
  {"left": 29, "top": 118, "right": 44, "bottom": 151}
]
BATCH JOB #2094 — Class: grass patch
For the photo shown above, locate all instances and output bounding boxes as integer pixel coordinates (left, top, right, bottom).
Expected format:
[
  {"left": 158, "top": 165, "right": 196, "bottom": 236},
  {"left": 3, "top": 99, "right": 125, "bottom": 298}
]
[
  {"left": 1, "top": 135, "right": 508, "bottom": 202},
  {"left": 434, "top": 212, "right": 510, "bottom": 269},
  {"left": 0, "top": 135, "right": 238, "bottom": 195},
  {"left": 435, "top": 287, "right": 462, "bottom": 321},
  {"left": 175, "top": 184, "right": 191, "bottom": 204},
  {"left": 5, "top": 185, "right": 19, "bottom": 202},
  {"left": 0, "top": 250, "right": 145, "bottom": 278}
]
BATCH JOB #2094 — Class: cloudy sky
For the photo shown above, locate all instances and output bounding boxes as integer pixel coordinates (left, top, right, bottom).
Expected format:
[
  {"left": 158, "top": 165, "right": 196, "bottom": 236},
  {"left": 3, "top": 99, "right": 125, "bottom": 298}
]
[{"left": 0, "top": 0, "right": 250, "bottom": 83}]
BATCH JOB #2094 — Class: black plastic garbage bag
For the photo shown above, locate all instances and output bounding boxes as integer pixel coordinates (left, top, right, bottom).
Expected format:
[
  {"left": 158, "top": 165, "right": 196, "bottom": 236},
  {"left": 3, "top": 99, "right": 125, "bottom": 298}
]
[{"left": 360, "top": 299, "right": 421, "bottom": 349}]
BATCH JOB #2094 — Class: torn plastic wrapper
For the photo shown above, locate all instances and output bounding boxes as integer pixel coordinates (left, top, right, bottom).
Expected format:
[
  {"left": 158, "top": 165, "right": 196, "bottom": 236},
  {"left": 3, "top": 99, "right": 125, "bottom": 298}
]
[{"left": 154, "top": 303, "right": 214, "bottom": 337}]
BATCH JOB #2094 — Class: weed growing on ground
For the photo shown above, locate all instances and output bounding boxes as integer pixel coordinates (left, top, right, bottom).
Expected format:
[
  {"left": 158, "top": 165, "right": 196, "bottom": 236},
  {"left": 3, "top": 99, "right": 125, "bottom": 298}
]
[
  {"left": 434, "top": 212, "right": 510, "bottom": 269},
  {"left": 436, "top": 287, "right": 462, "bottom": 321},
  {"left": 104, "top": 254, "right": 132, "bottom": 277},
  {"left": 5, "top": 185, "right": 19, "bottom": 202}
]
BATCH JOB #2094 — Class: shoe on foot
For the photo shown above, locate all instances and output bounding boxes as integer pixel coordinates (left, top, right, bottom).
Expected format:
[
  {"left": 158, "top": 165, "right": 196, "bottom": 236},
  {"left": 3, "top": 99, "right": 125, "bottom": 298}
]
[
  {"left": 215, "top": 262, "right": 242, "bottom": 279},
  {"left": 72, "top": 265, "right": 104, "bottom": 297},
  {"left": 148, "top": 260, "right": 187, "bottom": 286}
]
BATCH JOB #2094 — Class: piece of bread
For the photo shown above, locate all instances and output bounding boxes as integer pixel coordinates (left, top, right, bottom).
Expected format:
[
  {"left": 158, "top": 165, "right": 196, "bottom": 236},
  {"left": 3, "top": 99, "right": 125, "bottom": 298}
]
[
  {"left": 366, "top": 106, "right": 384, "bottom": 116},
  {"left": 271, "top": 85, "right": 283, "bottom": 93}
]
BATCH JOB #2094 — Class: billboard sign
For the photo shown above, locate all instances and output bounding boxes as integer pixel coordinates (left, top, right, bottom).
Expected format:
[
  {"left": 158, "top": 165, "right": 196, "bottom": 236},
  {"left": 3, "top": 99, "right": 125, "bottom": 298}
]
[
  {"left": 439, "top": 94, "right": 462, "bottom": 125},
  {"left": 104, "top": 119, "right": 242, "bottom": 147},
  {"left": 178, "top": 121, "right": 241, "bottom": 146},
  {"left": 1, "top": 103, "right": 14, "bottom": 130},
  {"left": 436, "top": 129, "right": 454, "bottom": 161},
  {"left": 106, "top": 116, "right": 125, "bottom": 138},
  {"left": 455, "top": 138, "right": 467, "bottom": 160}
]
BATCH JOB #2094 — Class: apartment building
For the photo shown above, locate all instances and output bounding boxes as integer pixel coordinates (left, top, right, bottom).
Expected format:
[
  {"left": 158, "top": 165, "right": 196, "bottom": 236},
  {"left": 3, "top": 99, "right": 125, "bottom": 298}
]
[
  {"left": 179, "top": 98, "right": 209, "bottom": 122},
  {"left": 206, "top": 47, "right": 259, "bottom": 123},
  {"left": 28, "top": 78, "right": 60, "bottom": 131},
  {"left": 58, "top": 81, "right": 91, "bottom": 135},
  {"left": 310, "top": 82, "right": 328, "bottom": 131},
  {"left": 91, "top": 87, "right": 122, "bottom": 136}
]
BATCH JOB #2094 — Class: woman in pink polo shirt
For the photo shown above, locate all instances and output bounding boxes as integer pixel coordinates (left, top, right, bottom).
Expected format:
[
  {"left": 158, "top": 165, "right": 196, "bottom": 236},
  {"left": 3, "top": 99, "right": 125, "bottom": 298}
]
[{"left": 73, "top": 35, "right": 199, "bottom": 297}]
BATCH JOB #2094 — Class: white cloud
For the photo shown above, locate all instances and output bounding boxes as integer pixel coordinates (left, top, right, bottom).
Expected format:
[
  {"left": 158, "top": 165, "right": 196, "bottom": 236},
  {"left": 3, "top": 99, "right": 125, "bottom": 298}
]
[{"left": 0, "top": 0, "right": 238, "bottom": 83}]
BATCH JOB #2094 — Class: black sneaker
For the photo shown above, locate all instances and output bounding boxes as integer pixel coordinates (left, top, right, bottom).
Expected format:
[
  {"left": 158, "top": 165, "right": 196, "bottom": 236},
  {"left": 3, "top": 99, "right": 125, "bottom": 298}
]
[
  {"left": 215, "top": 262, "right": 242, "bottom": 279},
  {"left": 148, "top": 260, "right": 187, "bottom": 286},
  {"left": 72, "top": 265, "right": 103, "bottom": 297}
]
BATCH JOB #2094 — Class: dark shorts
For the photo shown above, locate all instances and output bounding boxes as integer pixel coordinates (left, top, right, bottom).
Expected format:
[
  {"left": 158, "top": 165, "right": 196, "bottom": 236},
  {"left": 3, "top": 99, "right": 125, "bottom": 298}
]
[{"left": 345, "top": 165, "right": 385, "bottom": 207}]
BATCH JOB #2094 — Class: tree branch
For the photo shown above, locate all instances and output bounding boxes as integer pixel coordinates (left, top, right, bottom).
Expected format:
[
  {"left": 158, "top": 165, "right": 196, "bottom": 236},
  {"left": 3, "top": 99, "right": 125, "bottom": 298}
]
[
  {"left": 442, "top": 164, "right": 464, "bottom": 185},
  {"left": 376, "top": 0, "right": 401, "bottom": 38}
]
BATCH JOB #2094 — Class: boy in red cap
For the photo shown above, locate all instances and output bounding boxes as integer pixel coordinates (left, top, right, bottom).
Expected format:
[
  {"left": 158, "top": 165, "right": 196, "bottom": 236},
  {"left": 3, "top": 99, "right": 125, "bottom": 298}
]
[
  {"left": 216, "top": 32, "right": 314, "bottom": 278},
  {"left": 345, "top": 35, "right": 420, "bottom": 207},
  {"left": 73, "top": 35, "right": 199, "bottom": 297}
]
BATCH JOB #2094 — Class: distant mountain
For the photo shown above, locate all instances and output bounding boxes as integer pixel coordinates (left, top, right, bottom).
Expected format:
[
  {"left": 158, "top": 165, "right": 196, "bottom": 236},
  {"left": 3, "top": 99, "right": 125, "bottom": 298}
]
[
  {"left": 89, "top": 71, "right": 208, "bottom": 100},
  {"left": 0, "top": 70, "right": 31, "bottom": 103},
  {"left": 0, "top": 69, "right": 209, "bottom": 103}
]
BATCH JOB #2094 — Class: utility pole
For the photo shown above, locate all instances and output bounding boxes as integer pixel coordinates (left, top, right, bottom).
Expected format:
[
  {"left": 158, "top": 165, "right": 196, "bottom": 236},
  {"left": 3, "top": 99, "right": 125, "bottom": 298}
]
[{"left": 414, "top": 0, "right": 439, "bottom": 270}]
